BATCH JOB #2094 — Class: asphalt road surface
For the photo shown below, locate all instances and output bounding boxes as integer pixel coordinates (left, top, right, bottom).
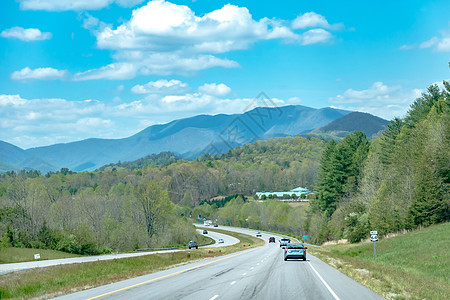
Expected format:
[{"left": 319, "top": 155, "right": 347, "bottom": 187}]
[
  {"left": 55, "top": 227, "right": 383, "bottom": 300},
  {"left": 0, "top": 228, "right": 238, "bottom": 275}
]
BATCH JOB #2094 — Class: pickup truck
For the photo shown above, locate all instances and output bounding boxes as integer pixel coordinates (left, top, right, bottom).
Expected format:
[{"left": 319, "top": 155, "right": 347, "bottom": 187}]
[{"left": 279, "top": 238, "right": 291, "bottom": 247}]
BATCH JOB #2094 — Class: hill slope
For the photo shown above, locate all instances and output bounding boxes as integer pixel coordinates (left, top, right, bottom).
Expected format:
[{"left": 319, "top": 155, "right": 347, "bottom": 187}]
[{"left": 307, "top": 112, "right": 390, "bottom": 139}]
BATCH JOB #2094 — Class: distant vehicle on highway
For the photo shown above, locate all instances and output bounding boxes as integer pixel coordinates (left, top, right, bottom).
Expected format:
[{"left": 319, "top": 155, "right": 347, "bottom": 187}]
[
  {"left": 214, "top": 224, "right": 218, "bottom": 227},
  {"left": 279, "top": 238, "right": 290, "bottom": 247},
  {"left": 203, "top": 230, "right": 208, "bottom": 234},
  {"left": 256, "top": 232, "right": 262, "bottom": 237},
  {"left": 218, "top": 238, "right": 224, "bottom": 243},
  {"left": 269, "top": 237, "right": 275, "bottom": 243},
  {"left": 188, "top": 241, "right": 198, "bottom": 249},
  {"left": 284, "top": 243, "right": 307, "bottom": 261}
]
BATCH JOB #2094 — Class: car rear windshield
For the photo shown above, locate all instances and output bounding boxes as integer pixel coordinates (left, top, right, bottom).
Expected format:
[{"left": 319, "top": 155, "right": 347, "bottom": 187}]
[{"left": 287, "top": 243, "right": 304, "bottom": 249}]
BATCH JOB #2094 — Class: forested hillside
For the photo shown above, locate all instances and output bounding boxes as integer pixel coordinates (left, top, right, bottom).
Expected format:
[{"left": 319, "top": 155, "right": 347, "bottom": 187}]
[
  {"left": 0, "top": 82, "right": 447, "bottom": 253},
  {"left": 307, "top": 81, "right": 450, "bottom": 243},
  {"left": 0, "top": 136, "right": 325, "bottom": 253}
]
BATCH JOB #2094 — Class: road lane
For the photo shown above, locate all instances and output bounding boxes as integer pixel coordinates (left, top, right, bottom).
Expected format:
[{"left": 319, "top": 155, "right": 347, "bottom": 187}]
[{"left": 55, "top": 227, "right": 382, "bottom": 300}]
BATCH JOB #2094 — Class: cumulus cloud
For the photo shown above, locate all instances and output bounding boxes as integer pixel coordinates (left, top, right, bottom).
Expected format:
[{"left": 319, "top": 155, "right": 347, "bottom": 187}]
[
  {"left": 72, "top": 1, "right": 342, "bottom": 79},
  {"left": 292, "top": 12, "right": 344, "bottom": 30},
  {"left": 131, "top": 79, "right": 188, "bottom": 94},
  {"left": 11, "top": 67, "right": 68, "bottom": 80},
  {"left": 1, "top": 27, "right": 52, "bottom": 41},
  {"left": 329, "top": 82, "right": 423, "bottom": 120},
  {"left": 17, "top": 0, "right": 145, "bottom": 11},
  {"left": 199, "top": 83, "right": 231, "bottom": 96},
  {"left": 96, "top": 1, "right": 299, "bottom": 53}
]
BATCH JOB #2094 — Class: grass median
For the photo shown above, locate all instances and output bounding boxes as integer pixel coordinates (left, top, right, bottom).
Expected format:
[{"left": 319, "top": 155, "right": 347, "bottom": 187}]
[
  {"left": 308, "top": 222, "right": 450, "bottom": 300},
  {"left": 0, "top": 228, "right": 263, "bottom": 299}
]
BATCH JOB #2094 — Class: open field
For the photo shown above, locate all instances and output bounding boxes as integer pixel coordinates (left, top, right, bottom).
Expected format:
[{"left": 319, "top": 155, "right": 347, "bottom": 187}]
[
  {"left": 308, "top": 222, "right": 450, "bottom": 299},
  {"left": 0, "top": 229, "right": 263, "bottom": 299}
]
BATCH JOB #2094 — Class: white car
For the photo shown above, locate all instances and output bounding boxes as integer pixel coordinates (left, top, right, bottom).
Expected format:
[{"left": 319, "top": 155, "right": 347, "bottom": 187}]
[
  {"left": 218, "top": 238, "right": 224, "bottom": 243},
  {"left": 256, "top": 232, "right": 262, "bottom": 237}
]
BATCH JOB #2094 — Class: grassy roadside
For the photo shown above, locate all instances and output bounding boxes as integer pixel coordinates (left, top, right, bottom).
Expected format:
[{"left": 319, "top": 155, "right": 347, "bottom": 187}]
[
  {"left": 0, "top": 229, "right": 263, "bottom": 299},
  {"left": 0, "top": 247, "right": 81, "bottom": 264},
  {"left": 308, "top": 222, "right": 450, "bottom": 300}
]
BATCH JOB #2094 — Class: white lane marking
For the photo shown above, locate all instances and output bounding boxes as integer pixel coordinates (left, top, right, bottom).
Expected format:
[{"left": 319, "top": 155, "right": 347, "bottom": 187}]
[
  {"left": 242, "top": 272, "right": 247, "bottom": 276},
  {"left": 307, "top": 261, "right": 341, "bottom": 300},
  {"left": 210, "top": 295, "right": 219, "bottom": 300},
  {"left": 257, "top": 263, "right": 260, "bottom": 266},
  {"left": 250, "top": 267, "right": 254, "bottom": 270},
  {"left": 261, "top": 260, "right": 264, "bottom": 262},
  {"left": 230, "top": 281, "right": 236, "bottom": 285}
]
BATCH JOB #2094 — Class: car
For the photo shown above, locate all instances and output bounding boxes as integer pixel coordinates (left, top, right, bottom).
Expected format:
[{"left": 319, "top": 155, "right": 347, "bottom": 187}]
[
  {"left": 256, "top": 232, "right": 262, "bottom": 237},
  {"left": 203, "top": 229, "right": 208, "bottom": 234},
  {"left": 214, "top": 224, "right": 218, "bottom": 227},
  {"left": 284, "top": 243, "right": 307, "bottom": 261},
  {"left": 279, "top": 238, "right": 290, "bottom": 247},
  {"left": 218, "top": 238, "right": 224, "bottom": 243},
  {"left": 188, "top": 241, "right": 198, "bottom": 249},
  {"left": 269, "top": 237, "right": 275, "bottom": 243}
]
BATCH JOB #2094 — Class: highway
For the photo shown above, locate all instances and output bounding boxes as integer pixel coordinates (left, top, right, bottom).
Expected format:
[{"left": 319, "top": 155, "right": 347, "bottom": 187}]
[
  {"left": 54, "top": 226, "right": 383, "bottom": 300},
  {"left": 0, "top": 229, "right": 237, "bottom": 275}
]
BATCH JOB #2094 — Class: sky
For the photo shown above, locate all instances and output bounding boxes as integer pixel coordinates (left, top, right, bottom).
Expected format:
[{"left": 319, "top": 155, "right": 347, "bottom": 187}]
[{"left": 0, "top": 0, "right": 449, "bottom": 149}]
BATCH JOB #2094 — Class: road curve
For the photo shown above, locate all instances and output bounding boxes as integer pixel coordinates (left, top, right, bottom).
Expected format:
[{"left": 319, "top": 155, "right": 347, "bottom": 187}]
[
  {"left": 0, "top": 228, "right": 238, "bottom": 275},
  {"left": 54, "top": 226, "right": 383, "bottom": 300}
]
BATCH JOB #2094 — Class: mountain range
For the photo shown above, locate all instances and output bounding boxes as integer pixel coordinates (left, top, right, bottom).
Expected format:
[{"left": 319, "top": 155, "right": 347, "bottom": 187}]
[{"left": 0, "top": 105, "right": 389, "bottom": 173}]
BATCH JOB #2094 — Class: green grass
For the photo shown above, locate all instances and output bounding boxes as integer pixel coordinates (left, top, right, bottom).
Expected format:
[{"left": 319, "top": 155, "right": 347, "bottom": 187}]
[
  {"left": 0, "top": 247, "right": 80, "bottom": 264},
  {"left": 0, "top": 229, "right": 263, "bottom": 299},
  {"left": 309, "top": 222, "right": 450, "bottom": 300}
]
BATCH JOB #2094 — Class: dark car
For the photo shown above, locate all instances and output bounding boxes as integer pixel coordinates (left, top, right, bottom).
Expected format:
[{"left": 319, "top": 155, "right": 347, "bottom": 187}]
[
  {"left": 269, "top": 237, "right": 276, "bottom": 243},
  {"left": 284, "top": 243, "right": 307, "bottom": 261},
  {"left": 188, "top": 241, "right": 198, "bottom": 249},
  {"left": 279, "top": 238, "right": 291, "bottom": 247},
  {"left": 214, "top": 224, "right": 218, "bottom": 227},
  {"left": 203, "top": 230, "right": 208, "bottom": 234}
]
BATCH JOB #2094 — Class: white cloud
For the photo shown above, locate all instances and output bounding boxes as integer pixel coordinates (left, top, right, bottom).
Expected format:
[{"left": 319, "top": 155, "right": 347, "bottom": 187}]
[
  {"left": 329, "top": 82, "right": 423, "bottom": 120},
  {"left": 73, "top": 63, "right": 137, "bottom": 81},
  {"left": 75, "top": 52, "right": 238, "bottom": 80},
  {"left": 292, "top": 12, "right": 344, "bottom": 30},
  {"left": 17, "top": 0, "right": 145, "bottom": 11},
  {"left": 96, "top": 1, "right": 299, "bottom": 53},
  {"left": 69, "top": 1, "right": 343, "bottom": 79},
  {"left": 198, "top": 83, "right": 231, "bottom": 96},
  {"left": 131, "top": 79, "right": 188, "bottom": 94},
  {"left": 11, "top": 67, "right": 68, "bottom": 80},
  {"left": 401, "top": 27, "right": 450, "bottom": 52},
  {"left": 300, "top": 29, "right": 332, "bottom": 45},
  {"left": 1, "top": 27, "right": 52, "bottom": 41}
]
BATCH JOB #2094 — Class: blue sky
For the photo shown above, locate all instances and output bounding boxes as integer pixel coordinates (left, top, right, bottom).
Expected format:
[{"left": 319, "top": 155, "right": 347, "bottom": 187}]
[{"left": 0, "top": 0, "right": 449, "bottom": 149}]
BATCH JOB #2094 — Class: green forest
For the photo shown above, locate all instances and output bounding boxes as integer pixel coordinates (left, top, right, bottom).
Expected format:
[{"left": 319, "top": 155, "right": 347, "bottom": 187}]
[{"left": 0, "top": 81, "right": 448, "bottom": 253}]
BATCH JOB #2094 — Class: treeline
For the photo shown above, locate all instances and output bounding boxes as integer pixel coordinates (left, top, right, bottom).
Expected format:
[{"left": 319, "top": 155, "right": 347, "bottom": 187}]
[
  {"left": 0, "top": 136, "right": 325, "bottom": 253},
  {"left": 97, "top": 151, "right": 182, "bottom": 171},
  {"left": 192, "top": 196, "right": 308, "bottom": 237},
  {"left": 307, "top": 81, "right": 449, "bottom": 243}
]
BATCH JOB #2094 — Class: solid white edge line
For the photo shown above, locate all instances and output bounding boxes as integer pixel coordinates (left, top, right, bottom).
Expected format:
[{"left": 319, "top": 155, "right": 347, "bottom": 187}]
[
  {"left": 230, "top": 281, "right": 236, "bottom": 285},
  {"left": 242, "top": 272, "right": 247, "bottom": 276},
  {"left": 307, "top": 261, "right": 341, "bottom": 300},
  {"left": 210, "top": 295, "right": 219, "bottom": 300}
]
